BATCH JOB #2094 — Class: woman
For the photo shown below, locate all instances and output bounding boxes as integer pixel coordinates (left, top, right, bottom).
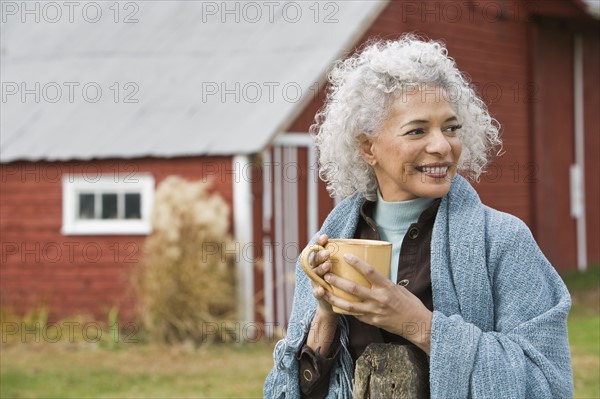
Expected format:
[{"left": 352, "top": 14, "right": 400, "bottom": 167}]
[{"left": 264, "top": 34, "right": 573, "bottom": 399}]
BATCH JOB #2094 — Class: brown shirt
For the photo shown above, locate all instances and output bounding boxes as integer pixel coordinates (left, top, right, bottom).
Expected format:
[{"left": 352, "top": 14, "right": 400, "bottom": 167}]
[{"left": 298, "top": 198, "right": 440, "bottom": 398}]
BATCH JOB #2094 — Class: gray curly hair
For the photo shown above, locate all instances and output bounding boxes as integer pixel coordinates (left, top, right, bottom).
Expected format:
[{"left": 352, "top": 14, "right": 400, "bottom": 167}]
[{"left": 311, "top": 34, "right": 502, "bottom": 200}]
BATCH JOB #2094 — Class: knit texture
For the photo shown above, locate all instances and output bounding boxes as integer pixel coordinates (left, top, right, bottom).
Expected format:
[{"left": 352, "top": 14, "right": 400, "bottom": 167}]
[{"left": 264, "top": 175, "right": 573, "bottom": 399}]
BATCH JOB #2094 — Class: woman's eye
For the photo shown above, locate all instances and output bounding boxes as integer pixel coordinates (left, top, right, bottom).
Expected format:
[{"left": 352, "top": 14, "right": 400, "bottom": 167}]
[
  {"left": 444, "top": 124, "right": 463, "bottom": 134},
  {"left": 406, "top": 128, "right": 425, "bottom": 136}
]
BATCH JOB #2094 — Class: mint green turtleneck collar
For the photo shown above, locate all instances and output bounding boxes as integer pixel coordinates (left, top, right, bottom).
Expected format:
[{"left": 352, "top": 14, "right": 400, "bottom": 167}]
[
  {"left": 373, "top": 190, "right": 434, "bottom": 231},
  {"left": 373, "top": 191, "right": 434, "bottom": 283}
]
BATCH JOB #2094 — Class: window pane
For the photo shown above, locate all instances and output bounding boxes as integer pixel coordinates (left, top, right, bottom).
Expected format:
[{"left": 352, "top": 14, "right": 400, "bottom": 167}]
[
  {"left": 125, "top": 193, "right": 141, "bottom": 219},
  {"left": 102, "top": 194, "right": 118, "bottom": 219},
  {"left": 78, "top": 193, "right": 95, "bottom": 219}
]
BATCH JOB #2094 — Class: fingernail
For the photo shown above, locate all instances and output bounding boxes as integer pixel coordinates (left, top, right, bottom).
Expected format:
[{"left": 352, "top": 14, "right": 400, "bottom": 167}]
[
  {"left": 344, "top": 254, "right": 356, "bottom": 262},
  {"left": 324, "top": 274, "right": 331, "bottom": 282}
]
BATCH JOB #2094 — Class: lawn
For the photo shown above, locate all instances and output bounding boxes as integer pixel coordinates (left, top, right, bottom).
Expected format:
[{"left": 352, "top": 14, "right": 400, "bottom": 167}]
[
  {"left": 1, "top": 265, "right": 598, "bottom": 398},
  {"left": 565, "top": 265, "right": 600, "bottom": 398},
  {"left": 0, "top": 341, "right": 276, "bottom": 398}
]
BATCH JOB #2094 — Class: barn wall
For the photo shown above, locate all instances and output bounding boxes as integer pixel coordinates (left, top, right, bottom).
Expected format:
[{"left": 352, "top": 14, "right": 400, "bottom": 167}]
[
  {"left": 286, "top": 0, "right": 599, "bottom": 271},
  {"left": 289, "top": 0, "right": 533, "bottom": 223},
  {"left": 531, "top": 18, "right": 600, "bottom": 270},
  {"left": 583, "top": 32, "right": 600, "bottom": 265},
  {"left": 531, "top": 20, "right": 577, "bottom": 269},
  {"left": 0, "top": 156, "right": 234, "bottom": 323}
]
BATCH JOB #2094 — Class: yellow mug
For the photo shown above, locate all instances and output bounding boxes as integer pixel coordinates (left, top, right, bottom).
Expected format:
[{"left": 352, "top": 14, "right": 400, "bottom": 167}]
[{"left": 300, "top": 238, "right": 392, "bottom": 314}]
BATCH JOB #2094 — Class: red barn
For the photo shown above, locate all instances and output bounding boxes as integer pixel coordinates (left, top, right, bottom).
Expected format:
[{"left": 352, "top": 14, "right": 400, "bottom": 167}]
[{"left": 1, "top": 0, "right": 598, "bottom": 332}]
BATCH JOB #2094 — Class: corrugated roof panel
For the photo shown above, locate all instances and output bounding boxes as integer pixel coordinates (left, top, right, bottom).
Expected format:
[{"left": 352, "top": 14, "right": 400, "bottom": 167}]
[{"left": 1, "top": 1, "right": 387, "bottom": 162}]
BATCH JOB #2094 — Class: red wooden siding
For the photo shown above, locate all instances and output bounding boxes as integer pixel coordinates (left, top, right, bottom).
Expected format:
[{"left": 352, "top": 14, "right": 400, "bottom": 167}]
[
  {"left": 368, "top": 0, "right": 534, "bottom": 222},
  {"left": 0, "top": 156, "right": 234, "bottom": 322},
  {"left": 250, "top": 155, "right": 265, "bottom": 324},
  {"left": 531, "top": 18, "right": 599, "bottom": 270},
  {"left": 532, "top": 20, "right": 577, "bottom": 269},
  {"left": 288, "top": 0, "right": 533, "bottom": 224},
  {"left": 285, "top": 0, "right": 599, "bottom": 271},
  {"left": 583, "top": 32, "right": 600, "bottom": 265}
]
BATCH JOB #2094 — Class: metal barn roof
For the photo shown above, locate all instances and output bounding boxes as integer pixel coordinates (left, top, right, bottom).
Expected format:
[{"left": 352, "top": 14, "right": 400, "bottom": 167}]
[{"left": 0, "top": 1, "right": 387, "bottom": 162}]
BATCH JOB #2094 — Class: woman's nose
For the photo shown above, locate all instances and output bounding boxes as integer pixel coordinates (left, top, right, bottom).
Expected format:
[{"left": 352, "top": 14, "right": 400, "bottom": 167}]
[{"left": 425, "top": 130, "right": 452, "bottom": 155}]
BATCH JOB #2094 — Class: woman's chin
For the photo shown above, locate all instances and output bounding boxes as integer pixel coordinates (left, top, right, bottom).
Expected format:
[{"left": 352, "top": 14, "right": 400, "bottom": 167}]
[{"left": 414, "top": 178, "right": 453, "bottom": 199}]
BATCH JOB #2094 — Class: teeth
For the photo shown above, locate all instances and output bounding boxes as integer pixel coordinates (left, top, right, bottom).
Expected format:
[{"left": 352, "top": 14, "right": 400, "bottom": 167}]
[{"left": 421, "top": 166, "right": 448, "bottom": 174}]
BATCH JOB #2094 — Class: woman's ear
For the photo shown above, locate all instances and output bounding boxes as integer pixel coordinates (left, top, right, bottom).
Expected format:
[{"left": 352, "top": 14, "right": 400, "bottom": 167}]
[{"left": 358, "top": 134, "right": 377, "bottom": 166}]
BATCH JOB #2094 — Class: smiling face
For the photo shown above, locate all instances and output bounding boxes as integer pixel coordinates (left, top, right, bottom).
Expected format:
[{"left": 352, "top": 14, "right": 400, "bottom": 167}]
[{"left": 359, "top": 85, "right": 463, "bottom": 201}]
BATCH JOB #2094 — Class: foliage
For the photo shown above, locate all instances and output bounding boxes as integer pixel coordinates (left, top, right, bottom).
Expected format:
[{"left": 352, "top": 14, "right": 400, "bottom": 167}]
[
  {"left": 0, "top": 305, "right": 127, "bottom": 348},
  {"left": 135, "top": 176, "right": 237, "bottom": 345}
]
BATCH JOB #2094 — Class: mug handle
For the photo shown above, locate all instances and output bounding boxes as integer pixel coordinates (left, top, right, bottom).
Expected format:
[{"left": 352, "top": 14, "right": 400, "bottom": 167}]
[{"left": 300, "top": 244, "right": 333, "bottom": 293}]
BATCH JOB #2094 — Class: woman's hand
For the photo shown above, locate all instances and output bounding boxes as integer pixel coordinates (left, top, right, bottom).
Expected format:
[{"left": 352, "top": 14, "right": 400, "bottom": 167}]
[
  {"left": 321, "top": 254, "right": 432, "bottom": 355},
  {"left": 304, "top": 234, "right": 339, "bottom": 354},
  {"left": 307, "top": 234, "right": 339, "bottom": 319}
]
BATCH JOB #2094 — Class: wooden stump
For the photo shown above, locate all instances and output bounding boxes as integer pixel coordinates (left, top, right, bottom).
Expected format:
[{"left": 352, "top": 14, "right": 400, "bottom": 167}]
[{"left": 352, "top": 343, "right": 429, "bottom": 399}]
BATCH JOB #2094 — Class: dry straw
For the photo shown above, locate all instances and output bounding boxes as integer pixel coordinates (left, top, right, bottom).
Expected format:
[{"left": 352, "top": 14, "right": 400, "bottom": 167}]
[{"left": 135, "top": 176, "right": 237, "bottom": 345}]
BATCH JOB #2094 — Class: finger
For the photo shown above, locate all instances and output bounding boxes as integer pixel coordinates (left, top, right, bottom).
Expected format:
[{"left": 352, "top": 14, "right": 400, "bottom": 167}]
[
  {"left": 315, "top": 261, "right": 332, "bottom": 277},
  {"left": 314, "top": 287, "right": 338, "bottom": 311},
  {"left": 324, "top": 272, "right": 371, "bottom": 299},
  {"left": 343, "top": 254, "right": 389, "bottom": 285},
  {"left": 313, "top": 285, "right": 327, "bottom": 299},
  {"left": 323, "top": 291, "right": 366, "bottom": 316},
  {"left": 316, "top": 234, "right": 329, "bottom": 246},
  {"left": 311, "top": 249, "right": 330, "bottom": 267}
]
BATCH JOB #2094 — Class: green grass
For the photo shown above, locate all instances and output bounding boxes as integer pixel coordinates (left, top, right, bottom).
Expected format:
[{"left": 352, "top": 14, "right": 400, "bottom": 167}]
[
  {"left": 569, "top": 316, "right": 600, "bottom": 398},
  {"left": 563, "top": 264, "right": 600, "bottom": 399},
  {"left": 0, "top": 341, "right": 276, "bottom": 398},
  {"left": 1, "top": 265, "right": 598, "bottom": 398},
  {"left": 562, "top": 263, "right": 600, "bottom": 296}
]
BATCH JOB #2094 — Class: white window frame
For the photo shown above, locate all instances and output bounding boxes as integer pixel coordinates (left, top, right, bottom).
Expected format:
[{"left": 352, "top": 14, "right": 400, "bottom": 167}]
[{"left": 62, "top": 174, "right": 155, "bottom": 235}]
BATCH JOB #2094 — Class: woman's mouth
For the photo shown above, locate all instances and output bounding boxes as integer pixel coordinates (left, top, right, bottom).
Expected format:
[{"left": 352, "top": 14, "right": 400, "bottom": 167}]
[{"left": 415, "top": 163, "right": 451, "bottom": 178}]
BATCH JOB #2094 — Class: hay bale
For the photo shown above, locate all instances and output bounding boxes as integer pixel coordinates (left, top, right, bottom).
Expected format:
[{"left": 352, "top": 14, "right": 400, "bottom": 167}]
[{"left": 135, "top": 176, "right": 237, "bottom": 345}]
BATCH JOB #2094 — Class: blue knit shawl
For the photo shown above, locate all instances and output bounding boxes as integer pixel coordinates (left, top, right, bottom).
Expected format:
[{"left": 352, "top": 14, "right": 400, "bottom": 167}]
[{"left": 264, "top": 175, "right": 573, "bottom": 398}]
